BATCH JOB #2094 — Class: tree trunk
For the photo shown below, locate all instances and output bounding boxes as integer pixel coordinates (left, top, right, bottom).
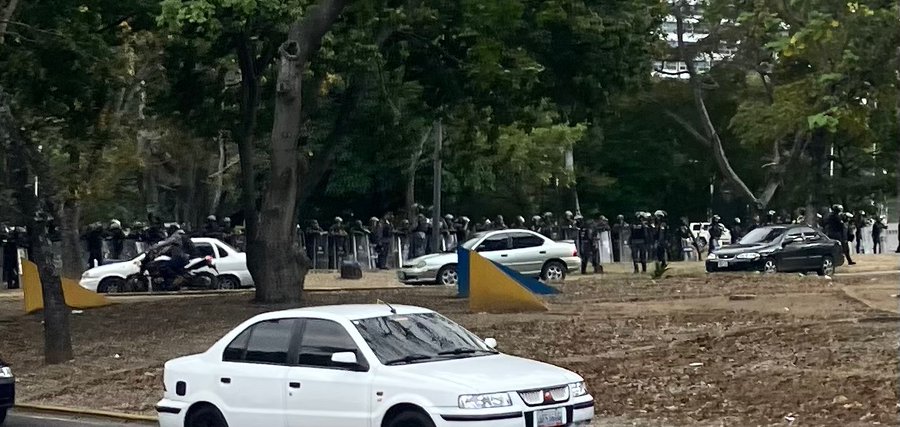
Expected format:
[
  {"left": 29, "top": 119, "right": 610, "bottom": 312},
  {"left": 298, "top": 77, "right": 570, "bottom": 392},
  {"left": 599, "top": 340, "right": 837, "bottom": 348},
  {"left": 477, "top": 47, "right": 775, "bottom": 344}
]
[
  {"left": 405, "top": 125, "right": 431, "bottom": 222},
  {"left": 59, "top": 198, "right": 83, "bottom": 279},
  {"left": 254, "top": 0, "right": 348, "bottom": 303},
  {"left": 235, "top": 36, "right": 262, "bottom": 278},
  {"left": 0, "top": 88, "right": 73, "bottom": 364},
  {"left": 211, "top": 134, "right": 226, "bottom": 213}
]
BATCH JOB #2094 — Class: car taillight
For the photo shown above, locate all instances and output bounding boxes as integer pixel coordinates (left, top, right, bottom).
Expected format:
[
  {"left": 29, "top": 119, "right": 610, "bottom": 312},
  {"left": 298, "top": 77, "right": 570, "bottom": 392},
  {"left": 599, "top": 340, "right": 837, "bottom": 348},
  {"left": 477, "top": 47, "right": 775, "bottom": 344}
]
[
  {"left": 205, "top": 256, "right": 214, "bottom": 266},
  {"left": 573, "top": 249, "right": 578, "bottom": 257}
]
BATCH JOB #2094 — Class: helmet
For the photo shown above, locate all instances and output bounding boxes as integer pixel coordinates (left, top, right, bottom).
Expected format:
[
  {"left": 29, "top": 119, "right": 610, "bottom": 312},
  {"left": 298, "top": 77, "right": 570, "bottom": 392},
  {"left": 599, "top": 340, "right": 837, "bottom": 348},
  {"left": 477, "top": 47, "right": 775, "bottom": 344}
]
[
  {"left": 334, "top": 216, "right": 343, "bottom": 222},
  {"left": 616, "top": 214, "right": 625, "bottom": 221},
  {"left": 712, "top": 215, "right": 721, "bottom": 221},
  {"left": 223, "top": 217, "right": 231, "bottom": 223},
  {"left": 516, "top": 216, "right": 525, "bottom": 223},
  {"left": 641, "top": 212, "right": 652, "bottom": 219},
  {"left": 532, "top": 215, "right": 541, "bottom": 222},
  {"left": 460, "top": 216, "right": 470, "bottom": 223},
  {"left": 734, "top": 218, "right": 741, "bottom": 224},
  {"left": 858, "top": 210, "right": 866, "bottom": 216},
  {"left": 369, "top": 217, "right": 379, "bottom": 222},
  {"left": 599, "top": 215, "right": 608, "bottom": 222},
  {"left": 654, "top": 210, "right": 666, "bottom": 218},
  {"left": 767, "top": 210, "right": 776, "bottom": 216},
  {"left": 207, "top": 215, "right": 216, "bottom": 221},
  {"left": 564, "top": 210, "right": 573, "bottom": 218},
  {"left": 444, "top": 214, "right": 454, "bottom": 221},
  {"left": 110, "top": 219, "right": 121, "bottom": 229},
  {"left": 483, "top": 219, "right": 492, "bottom": 225},
  {"left": 574, "top": 214, "right": 584, "bottom": 220},
  {"left": 844, "top": 212, "right": 854, "bottom": 219},
  {"left": 831, "top": 204, "right": 843, "bottom": 212},
  {"left": 543, "top": 211, "right": 553, "bottom": 218}
]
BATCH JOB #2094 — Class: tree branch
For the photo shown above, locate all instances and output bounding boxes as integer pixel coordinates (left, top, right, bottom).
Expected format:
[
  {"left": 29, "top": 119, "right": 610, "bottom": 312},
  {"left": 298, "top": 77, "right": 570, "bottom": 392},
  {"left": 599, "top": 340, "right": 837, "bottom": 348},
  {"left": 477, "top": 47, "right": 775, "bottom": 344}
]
[
  {"left": 664, "top": 109, "right": 710, "bottom": 146},
  {"left": 290, "top": 0, "right": 350, "bottom": 67},
  {"left": 0, "top": 0, "right": 20, "bottom": 44}
]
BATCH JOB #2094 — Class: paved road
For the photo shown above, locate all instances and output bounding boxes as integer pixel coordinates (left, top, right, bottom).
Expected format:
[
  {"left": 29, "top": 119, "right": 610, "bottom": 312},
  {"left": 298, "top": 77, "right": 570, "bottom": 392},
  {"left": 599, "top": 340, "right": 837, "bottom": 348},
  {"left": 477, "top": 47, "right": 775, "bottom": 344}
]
[{"left": 5, "top": 411, "right": 153, "bottom": 426}]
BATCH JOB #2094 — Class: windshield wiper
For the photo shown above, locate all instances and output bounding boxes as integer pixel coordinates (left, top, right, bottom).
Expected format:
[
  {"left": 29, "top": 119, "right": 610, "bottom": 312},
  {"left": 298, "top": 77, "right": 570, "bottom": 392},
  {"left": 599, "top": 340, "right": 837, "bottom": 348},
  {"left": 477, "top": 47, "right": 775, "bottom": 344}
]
[
  {"left": 383, "top": 354, "right": 434, "bottom": 365},
  {"left": 437, "top": 347, "right": 496, "bottom": 356}
]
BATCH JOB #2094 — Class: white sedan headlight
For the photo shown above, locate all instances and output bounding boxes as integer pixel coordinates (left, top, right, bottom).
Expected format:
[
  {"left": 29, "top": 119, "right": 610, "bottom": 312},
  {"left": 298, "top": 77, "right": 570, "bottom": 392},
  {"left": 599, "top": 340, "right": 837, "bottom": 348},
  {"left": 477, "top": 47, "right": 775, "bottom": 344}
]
[
  {"left": 458, "top": 392, "right": 512, "bottom": 409},
  {"left": 414, "top": 260, "right": 427, "bottom": 268},
  {"left": 0, "top": 366, "right": 12, "bottom": 378},
  {"left": 706, "top": 253, "right": 717, "bottom": 260},
  {"left": 569, "top": 381, "right": 588, "bottom": 397},
  {"left": 81, "top": 270, "right": 95, "bottom": 279},
  {"left": 736, "top": 252, "right": 760, "bottom": 260}
]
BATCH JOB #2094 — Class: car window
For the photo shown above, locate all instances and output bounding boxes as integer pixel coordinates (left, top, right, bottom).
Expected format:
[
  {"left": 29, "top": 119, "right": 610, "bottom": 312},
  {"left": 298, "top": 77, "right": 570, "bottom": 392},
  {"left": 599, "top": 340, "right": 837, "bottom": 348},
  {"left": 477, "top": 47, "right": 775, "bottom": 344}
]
[
  {"left": 477, "top": 234, "right": 510, "bottom": 252},
  {"left": 511, "top": 233, "right": 544, "bottom": 249},
  {"left": 803, "top": 232, "right": 821, "bottom": 241},
  {"left": 215, "top": 244, "right": 231, "bottom": 257},
  {"left": 354, "top": 313, "right": 495, "bottom": 365},
  {"left": 241, "top": 319, "right": 297, "bottom": 364},
  {"left": 195, "top": 243, "right": 216, "bottom": 258},
  {"left": 297, "top": 319, "right": 361, "bottom": 369},
  {"left": 223, "top": 328, "right": 252, "bottom": 362}
]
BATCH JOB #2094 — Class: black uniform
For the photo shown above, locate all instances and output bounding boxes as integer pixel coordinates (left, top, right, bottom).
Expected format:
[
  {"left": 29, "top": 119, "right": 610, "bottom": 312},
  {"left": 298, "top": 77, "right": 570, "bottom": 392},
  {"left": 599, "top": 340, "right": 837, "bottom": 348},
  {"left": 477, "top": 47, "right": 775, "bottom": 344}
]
[
  {"left": 611, "top": 218, "right": 626, "bottom": 263},
  {"left": 871, "top": 219, "right": 886, "bottom": 254},
  {"left": 825, "top": 213, "right": 853, "bottom": 265},
  {"left": 578, "top": 221, "right": 598, "bottom": 274},
  {"left": 731, "top": 223, "right": 743, "bottom": 244},
  {"left": 708, "top": 221, "right": 723, "bottom": 255},
  {"left": 654, "top": 219, "right": 669, "bottom": 267},
  {"left": 108, "top": 227, "right": 126, "bottom": 260},
  {"left": 376, "top": 217, "right": 394, "bottom": 269},
  {"left": 628, "top": 221, "right": 649, "bottom": 273},
  {"left": 1, "top": 228, "right": 19, "bottom": 289},
  {"left": 854, "top": 216, "right": 866, "bottom": 254},
  {"left": 84, "top": 225, "right": 105, "bottom": 268}
]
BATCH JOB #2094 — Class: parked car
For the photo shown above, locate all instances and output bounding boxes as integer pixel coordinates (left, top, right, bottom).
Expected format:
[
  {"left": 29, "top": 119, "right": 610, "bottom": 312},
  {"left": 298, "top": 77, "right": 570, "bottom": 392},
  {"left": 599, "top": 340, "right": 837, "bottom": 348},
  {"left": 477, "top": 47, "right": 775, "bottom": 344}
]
[
  {"left": 398, "top": 229, "right": 580, "bottom": 286},
  {"left": 79, "top": 238, "right": 253, "bottom": 293},
  {"left": 156, "top": 304, "right": 594, "bottom": 427},
  {"left": 690, "top": 222, "right": 732, "bottom": 247},
  {"left": 706, "top": 225, "right": 843, "bottom": 275},
  {"left": 0, "top": 358, "right": 13, "bottom": 425}
]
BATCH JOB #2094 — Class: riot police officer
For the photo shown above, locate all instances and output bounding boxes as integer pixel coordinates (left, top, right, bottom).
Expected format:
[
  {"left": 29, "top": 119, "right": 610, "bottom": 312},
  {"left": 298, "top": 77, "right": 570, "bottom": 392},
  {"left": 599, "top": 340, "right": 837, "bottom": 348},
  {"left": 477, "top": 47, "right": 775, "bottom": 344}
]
[
  {"left": 576, "top": 215, "right": 599, "bottom": 274},
  {"left": 653, "top": 210, "right": 669, "bottom": 267},
  {"left": 731, "top": 218, "right": 744, "bottom": 244},
  {"left": 628, "top": 212, "right": 650, "bottom": 273},
  {"left": 708, "top": 215, "right": 724, "bottom": 256}
]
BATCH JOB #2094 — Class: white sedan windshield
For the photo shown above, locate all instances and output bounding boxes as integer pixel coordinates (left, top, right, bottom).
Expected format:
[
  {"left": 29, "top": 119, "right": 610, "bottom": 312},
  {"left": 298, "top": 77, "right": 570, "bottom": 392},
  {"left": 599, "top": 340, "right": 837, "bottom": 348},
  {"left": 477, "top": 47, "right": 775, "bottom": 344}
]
[{"left": 354, "top": 313, "right": 496, "bottom": 365}]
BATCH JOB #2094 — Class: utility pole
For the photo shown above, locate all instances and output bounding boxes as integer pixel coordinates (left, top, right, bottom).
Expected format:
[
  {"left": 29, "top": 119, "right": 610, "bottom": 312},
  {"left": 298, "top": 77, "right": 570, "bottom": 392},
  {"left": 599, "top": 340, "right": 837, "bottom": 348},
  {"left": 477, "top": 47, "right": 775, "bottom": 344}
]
[{"left": 431, "top": 118, "right": 443, "bottom": 252}]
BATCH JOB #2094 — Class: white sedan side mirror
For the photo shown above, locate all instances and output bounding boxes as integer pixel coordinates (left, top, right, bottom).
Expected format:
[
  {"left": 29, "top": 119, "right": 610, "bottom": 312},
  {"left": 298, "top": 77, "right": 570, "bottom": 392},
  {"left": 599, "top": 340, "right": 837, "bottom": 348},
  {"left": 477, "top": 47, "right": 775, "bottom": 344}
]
[{"left": 484, "top": 338, "right": 498, "bottom": 349}]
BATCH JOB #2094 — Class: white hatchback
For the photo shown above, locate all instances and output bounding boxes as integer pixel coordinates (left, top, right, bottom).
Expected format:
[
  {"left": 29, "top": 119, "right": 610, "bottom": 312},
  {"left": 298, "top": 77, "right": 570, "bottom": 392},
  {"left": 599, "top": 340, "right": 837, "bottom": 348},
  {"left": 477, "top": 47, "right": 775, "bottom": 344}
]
[{"left": 156, "top": 304, "right": 594, "bottom": 427}]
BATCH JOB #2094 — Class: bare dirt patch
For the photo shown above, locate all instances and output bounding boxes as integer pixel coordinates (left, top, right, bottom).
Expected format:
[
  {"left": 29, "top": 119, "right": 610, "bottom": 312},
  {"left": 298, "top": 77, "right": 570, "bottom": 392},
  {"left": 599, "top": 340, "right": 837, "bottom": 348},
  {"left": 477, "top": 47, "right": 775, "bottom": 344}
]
[{"left": 0, "top": 272, "right": 897, "bottom": 426}]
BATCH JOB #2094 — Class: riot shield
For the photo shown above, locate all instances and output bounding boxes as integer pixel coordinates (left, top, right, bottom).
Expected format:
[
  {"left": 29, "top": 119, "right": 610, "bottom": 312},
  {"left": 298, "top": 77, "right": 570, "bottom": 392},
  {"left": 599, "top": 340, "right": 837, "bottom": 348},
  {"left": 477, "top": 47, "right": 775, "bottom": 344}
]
[{"left": 598, "top": 231, "right": 612, "bottom": 264}]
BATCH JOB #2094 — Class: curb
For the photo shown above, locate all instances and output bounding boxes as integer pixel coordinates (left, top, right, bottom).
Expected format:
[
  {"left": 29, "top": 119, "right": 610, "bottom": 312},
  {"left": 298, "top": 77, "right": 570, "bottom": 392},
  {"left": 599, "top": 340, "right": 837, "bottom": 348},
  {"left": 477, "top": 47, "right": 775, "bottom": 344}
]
[
  {"left": 104, "top": 285, "right": 410, "bottom": 298},
  {"left": 15, "top": 403, "right": 158, "bottom": 422}
]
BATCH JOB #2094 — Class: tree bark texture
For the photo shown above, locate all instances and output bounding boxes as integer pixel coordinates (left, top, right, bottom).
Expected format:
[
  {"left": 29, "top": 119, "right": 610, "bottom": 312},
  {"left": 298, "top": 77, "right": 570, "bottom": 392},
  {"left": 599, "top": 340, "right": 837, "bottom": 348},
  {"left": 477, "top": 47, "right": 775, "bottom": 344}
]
[
  {"left": 405, "top": 125, "right": 431, "bottom": 223},
  {"left": 254, "top": 0, "right": 348, "bottom": 303},
  {"left": 59, "top": 198, "right": 83, "bottom": 279},
  {"left": 0, "top": 88, "right": 73, "bottom": 364},
  {"left": 235, "top": 36, "right": 263, "bottom": 277}
]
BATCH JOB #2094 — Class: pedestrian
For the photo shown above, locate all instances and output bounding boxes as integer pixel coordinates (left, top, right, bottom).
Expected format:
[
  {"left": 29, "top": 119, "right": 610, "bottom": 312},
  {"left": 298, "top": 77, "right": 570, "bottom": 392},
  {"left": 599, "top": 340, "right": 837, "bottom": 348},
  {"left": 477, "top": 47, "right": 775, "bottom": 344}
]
[
  {"left": 653, "top": 210, "right": 669, "bottom": 268},
  {"left": 611, "top": 214, "right": 627, "bottom": 263},
  {"left": 708, "top": 215, "right": 723, "bottom": 256},
  {"left": 108, "top": 219, "right": 126, "bottom": 259},
  {"left": 731, "top": 218, "right": 744, "bottom": 244},
  {"left": 854, "top": 211, "right": 867, "bottom": 254},
  {"left": 84, "top": 222, "right": 105, "bottom": 268},
  {"left": 628, "top": 212, "right": 650, "bottom": 273},
  {"left": 513, "top": 215, "right": 526, "bottom": 229},
  {"left": 826, "top": 205, "right": 854, "bottom": 265},
  {"left": 411, "top": 213, "right": 427, "bottom": 258},
  {"left": 871, "top": 216, "right": 887, "bottom": 254},
  {"left": 576, "top": 215, "right": 599, "bottom": 274},
  {"left": 0, "top": 224, "right": 19, "bottom": 289}
]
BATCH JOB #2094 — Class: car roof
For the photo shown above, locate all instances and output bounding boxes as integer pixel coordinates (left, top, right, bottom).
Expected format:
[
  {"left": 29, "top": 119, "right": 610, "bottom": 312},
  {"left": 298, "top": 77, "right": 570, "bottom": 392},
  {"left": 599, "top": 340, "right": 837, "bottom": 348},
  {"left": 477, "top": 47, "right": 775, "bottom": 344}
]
[{"left": 261, "top": 304, "right": 434, "bottom": 321}]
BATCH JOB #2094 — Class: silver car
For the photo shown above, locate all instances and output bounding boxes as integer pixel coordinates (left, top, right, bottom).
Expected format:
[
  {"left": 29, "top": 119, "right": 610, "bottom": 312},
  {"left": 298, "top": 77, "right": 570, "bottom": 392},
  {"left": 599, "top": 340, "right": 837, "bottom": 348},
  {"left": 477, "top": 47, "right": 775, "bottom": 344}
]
[{"left": 398, "top": 229, "right": 581, "bottom": 286}]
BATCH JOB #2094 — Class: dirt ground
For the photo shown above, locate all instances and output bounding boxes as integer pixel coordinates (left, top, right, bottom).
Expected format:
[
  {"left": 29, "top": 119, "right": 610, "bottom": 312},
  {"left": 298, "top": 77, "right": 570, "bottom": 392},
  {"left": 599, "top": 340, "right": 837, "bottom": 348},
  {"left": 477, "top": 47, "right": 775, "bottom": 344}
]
[{"left": 0, "top": 265, "right": 898, "bottom": 426}]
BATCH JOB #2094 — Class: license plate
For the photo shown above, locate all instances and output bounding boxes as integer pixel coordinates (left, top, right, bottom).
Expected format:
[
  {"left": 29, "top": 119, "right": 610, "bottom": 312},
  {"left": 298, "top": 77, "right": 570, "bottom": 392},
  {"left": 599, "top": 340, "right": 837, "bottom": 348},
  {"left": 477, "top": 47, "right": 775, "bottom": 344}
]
[
  {"left": 717, "top": 260, "right": 729, "bottom": 268},
  {"left": 535, "top": 408, "right": 565, "bottom": 427}
]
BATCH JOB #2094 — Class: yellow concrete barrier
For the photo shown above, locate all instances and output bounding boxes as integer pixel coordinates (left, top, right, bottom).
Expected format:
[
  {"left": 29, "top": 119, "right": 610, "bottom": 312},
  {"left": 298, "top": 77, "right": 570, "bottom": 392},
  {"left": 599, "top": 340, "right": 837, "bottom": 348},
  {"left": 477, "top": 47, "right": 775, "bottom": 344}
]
[
  {"left": 467, "top": 250, "right": 548, "bottom": 314},
  {"left": 21, "top": 259, "right": 111, "bottom": 313}
]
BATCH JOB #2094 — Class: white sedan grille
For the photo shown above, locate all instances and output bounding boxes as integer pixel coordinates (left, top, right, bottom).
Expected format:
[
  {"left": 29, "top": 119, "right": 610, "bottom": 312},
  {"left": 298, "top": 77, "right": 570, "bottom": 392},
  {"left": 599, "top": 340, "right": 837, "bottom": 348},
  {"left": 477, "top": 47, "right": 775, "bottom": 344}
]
[{"left": 518, "top": 385, "right": 570, "bottom": 406}]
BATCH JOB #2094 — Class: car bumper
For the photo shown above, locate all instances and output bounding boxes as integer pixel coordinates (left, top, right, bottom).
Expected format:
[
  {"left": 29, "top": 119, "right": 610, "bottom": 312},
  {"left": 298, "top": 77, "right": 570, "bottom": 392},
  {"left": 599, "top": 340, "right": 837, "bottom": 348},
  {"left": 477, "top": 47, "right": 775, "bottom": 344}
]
[
  {"left": 705, "top": 258, "right": 766, "bottom": 272},
  {"left": 563, "top": 257, "right": 581, "bottom": 272},
  {"left": 0, "top": 377, "right": 15, "bottom": 409},
  {"left": 430, "top": 398, "right": 593, "bottom": 427},
  {"left": 398, "top": 267, "right": 440, "bottom": 284},
  {"left": 156, "top": 398, "right": 189, "bottom": 427},
  {"left": 79, "top": 277, "right": 101, "bottom": 292}
]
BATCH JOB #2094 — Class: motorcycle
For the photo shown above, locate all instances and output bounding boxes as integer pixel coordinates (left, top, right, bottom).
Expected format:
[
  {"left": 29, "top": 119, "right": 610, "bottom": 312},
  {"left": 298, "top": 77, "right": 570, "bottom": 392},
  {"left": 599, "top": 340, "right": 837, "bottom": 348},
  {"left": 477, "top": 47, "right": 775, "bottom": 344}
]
[{"left": 124, "top": 252, "right": 218, "bottom": 292}]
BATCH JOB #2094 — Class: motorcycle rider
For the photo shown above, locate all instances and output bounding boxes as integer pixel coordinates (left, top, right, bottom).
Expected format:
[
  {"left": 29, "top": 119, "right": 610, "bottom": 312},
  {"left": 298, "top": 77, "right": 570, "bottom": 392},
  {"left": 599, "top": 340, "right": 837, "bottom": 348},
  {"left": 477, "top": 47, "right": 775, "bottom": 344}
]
[{"left": 145, "top": 226, "right": 197, "bottom": 287}]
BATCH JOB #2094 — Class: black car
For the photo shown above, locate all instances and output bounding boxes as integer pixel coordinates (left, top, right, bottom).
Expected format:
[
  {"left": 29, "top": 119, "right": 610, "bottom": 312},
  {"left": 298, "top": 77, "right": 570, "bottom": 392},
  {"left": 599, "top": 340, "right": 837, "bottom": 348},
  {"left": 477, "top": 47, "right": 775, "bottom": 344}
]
[
  {"left": 706, "top": 225, "right": 843, "bottom": 275},
  {"left": 0, "top": 358, "right": 12, "bottom": 425}
]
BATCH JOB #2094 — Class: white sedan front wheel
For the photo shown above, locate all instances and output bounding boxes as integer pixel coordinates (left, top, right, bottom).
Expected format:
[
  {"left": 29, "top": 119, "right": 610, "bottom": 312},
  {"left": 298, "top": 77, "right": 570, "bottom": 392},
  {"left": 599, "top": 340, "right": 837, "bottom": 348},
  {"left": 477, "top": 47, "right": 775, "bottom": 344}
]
[{"left": 437, "top": 265, "right": 458, "bottom": 287}]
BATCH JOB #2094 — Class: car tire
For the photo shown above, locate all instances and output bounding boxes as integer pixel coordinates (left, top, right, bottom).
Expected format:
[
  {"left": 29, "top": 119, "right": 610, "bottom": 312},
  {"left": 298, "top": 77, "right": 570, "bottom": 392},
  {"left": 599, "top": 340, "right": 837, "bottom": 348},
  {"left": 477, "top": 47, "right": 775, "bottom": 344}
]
[
  {"left": 194, "top": 272, "right": 218, "bottom": 290},
  {"left": 124, "top": 275, "right": 149, "bottom": 293},
  {"left": 0, "top": 408, "right": 7, "bottom": 425},
  {"left": 217, "top": 274, "right": 240, "bottom": 290},
  {"left": 98, "top": 277, "right": 127, "bottom": 294},
  {"left": 541, "top": 260, "right": 567, "bottom": 282},
  {"left": 817, "top": 256, "right": 835, "bottom": 276},
  {"left": 762, "top": 258, "right": 778, "bottom": 274},
  {"left": 187, "top": 404, "right": 228, "bottom": 427},
  {"left": 436, "top": 265, "right": 458, "bottom": 287},
  {"left": 386, "top": 411, "right": 435, "bottom": 427}
]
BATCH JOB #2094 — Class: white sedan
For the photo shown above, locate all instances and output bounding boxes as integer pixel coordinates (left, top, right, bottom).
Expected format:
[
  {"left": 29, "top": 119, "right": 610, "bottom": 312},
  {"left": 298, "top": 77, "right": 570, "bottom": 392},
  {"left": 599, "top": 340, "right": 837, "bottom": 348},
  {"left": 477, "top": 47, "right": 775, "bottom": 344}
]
[
  {"left": 399, "top": 229, "right": 581, "bottom": 286},
  {"left": 156, "top": 304, "right": 594, "bottom": 427},
  {"left": 79, "top": 237, "right": 254, "bottom": 292}
]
